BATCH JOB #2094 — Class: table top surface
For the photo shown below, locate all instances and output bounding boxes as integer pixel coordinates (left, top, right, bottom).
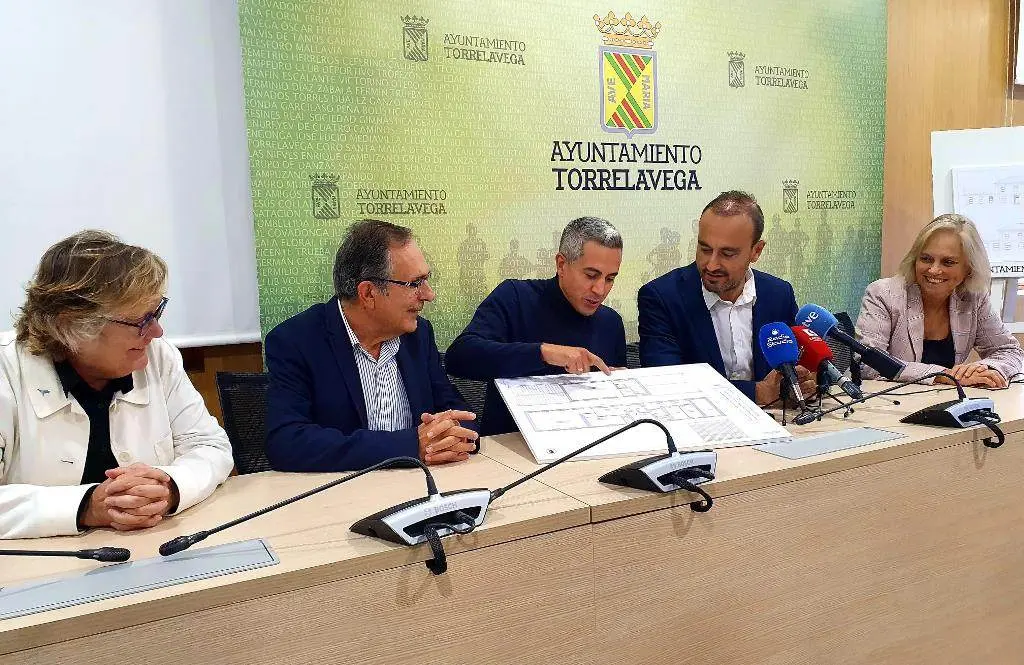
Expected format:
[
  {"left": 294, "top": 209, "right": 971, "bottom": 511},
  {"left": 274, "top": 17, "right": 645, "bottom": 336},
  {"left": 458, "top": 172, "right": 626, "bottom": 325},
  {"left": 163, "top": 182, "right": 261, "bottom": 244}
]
[{"left": 2, "top": 379, "right": 1021, "bottom": 650}]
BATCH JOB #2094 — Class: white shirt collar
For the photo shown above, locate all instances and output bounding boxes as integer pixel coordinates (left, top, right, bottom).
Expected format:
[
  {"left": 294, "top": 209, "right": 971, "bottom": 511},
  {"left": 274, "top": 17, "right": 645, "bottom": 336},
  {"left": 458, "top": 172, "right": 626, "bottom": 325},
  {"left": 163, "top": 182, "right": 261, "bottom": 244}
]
[
  {"left": 338, "top": 301, "right": 400, "bottom": 358},
  {"left": 338, "top": 301, "right": 363, "bottom": 349},
  {"left": 701, "top": 267, "right": 757, "bottom": 310}
]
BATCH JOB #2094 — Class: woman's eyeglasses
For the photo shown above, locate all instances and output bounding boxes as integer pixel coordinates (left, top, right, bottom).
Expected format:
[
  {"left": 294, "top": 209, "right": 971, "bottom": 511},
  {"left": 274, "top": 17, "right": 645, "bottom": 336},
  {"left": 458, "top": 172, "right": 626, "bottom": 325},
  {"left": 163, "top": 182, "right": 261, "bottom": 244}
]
[{"left": 106, "top": 297, "right": 169, "bottom": 336}]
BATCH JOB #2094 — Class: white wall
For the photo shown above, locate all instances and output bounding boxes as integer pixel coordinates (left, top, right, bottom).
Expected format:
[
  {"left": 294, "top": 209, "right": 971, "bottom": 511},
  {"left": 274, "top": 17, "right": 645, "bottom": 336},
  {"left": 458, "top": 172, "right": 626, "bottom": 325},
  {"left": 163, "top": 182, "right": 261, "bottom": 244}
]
[{"left": 0, "top": 0, "right": 259, "bottom": 347}]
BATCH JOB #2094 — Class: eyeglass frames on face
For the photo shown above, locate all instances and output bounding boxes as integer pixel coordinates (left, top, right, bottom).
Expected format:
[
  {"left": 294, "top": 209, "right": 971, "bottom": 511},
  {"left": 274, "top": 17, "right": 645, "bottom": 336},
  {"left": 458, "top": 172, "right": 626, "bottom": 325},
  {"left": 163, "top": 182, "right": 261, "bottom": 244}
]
[
  {"left": 379, "top": 275, "right": 431, "bottom": 292},
  {"left": 106, "top": 297, "right": 169, "bottom": 336}
]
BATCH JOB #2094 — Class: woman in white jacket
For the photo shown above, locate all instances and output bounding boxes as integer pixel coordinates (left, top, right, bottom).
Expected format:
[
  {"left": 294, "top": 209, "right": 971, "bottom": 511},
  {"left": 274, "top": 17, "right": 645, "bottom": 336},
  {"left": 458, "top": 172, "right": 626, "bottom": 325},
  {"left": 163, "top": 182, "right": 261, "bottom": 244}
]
[{"left": 0, "top": 231, "right": 233, "bottom": 539}]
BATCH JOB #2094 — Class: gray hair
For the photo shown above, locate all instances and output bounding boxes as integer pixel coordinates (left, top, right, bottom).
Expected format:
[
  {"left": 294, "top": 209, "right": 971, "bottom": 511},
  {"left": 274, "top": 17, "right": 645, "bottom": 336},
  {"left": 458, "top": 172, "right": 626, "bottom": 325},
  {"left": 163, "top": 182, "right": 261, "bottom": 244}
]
[
  {"left": 897, "top": 213, "right": 991, "bottom": 295},
  {"left": 558, "top": 217, "right": 623, "bottom": 262},
  {"left": 333, "top": 219, "right": 413, "bottom": 301}
]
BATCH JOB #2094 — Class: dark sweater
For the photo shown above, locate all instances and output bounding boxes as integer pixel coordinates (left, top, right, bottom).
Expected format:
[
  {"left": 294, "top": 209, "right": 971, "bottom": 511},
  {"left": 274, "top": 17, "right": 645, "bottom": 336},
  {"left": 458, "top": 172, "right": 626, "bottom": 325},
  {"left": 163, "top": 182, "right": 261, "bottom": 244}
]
[{"left": 445, "top": 277, "right": 627, "bottom": 436}]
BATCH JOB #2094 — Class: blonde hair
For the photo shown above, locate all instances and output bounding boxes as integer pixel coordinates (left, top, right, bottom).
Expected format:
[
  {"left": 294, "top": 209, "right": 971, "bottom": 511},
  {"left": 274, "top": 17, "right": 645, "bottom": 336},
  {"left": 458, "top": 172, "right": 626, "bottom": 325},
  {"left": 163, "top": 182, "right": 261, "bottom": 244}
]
[
  {"left": 15, "top": 230, "right": 168, "bottom": 359},
  {"left": 897, "top": 213, "right": 990, "bottom": 295}
]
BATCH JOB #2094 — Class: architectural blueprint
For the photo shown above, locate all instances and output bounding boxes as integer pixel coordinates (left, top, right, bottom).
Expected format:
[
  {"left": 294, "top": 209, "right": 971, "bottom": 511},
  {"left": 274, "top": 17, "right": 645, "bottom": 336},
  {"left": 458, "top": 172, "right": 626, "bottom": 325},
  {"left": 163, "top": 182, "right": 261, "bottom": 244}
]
[{"left": 496, "top": 363, "right": 792, "bottom": 463}]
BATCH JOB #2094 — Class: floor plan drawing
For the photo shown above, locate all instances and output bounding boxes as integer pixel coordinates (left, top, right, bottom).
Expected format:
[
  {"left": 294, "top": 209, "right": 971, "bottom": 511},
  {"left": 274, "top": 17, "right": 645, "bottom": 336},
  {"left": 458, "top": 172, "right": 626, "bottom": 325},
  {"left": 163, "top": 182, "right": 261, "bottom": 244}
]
[{"left": 496, "top": 364, "right": 792, "bottom": 463}]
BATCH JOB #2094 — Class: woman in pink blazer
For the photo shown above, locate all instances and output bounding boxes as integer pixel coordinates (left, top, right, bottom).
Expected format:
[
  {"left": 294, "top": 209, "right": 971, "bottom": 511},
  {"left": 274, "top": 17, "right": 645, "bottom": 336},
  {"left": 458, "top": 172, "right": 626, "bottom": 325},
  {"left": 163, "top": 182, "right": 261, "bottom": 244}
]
[{"left": 856, "top": 214, "right": 1023, "bottom": 388}]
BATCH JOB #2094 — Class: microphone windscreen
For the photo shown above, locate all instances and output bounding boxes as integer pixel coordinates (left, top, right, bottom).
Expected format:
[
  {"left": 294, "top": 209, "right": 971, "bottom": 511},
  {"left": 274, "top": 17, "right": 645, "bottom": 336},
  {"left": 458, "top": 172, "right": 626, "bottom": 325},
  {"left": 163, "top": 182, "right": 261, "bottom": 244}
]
[
  {"left": 758, "top": 322, "right": 800, "bottom": 368},
  {"left": 795, "top": 304, "right": 839, "bottom": 339},
  {"left": 791, "top": 325, "right": 833, "bottom": 372},
  {"left": 92, "top": 547, "right": 131, "bottom": 562},
  {"left": 159, "top": 535, "right": 198, "bottom": 557}
]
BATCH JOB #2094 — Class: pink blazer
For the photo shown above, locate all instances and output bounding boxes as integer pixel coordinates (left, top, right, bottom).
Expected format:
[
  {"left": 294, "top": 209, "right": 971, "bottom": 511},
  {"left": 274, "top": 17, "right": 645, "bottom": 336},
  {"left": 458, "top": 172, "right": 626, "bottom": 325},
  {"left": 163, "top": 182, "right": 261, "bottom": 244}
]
[{"left": 856, "top": 276, "right": 1023, "bottom": 382}]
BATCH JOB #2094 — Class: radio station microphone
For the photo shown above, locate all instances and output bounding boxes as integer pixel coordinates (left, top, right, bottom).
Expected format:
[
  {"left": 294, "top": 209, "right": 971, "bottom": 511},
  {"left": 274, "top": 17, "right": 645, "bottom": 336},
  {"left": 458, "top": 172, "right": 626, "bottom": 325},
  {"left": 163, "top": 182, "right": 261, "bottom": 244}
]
[
  {"left": 0, "top": 547, "right": 130, "bottom": 562},
  {"left": 158, "top": 456, "right": 454, "bottom": 557},
  {"left": 796, "top": 304, "right": 906, "bottom": 380},
  {"left": 758, "top": 322, "right": 806, "bottom": 409},
  {"left": 791, "top": 325, "right": 863, "bottom": 399}
]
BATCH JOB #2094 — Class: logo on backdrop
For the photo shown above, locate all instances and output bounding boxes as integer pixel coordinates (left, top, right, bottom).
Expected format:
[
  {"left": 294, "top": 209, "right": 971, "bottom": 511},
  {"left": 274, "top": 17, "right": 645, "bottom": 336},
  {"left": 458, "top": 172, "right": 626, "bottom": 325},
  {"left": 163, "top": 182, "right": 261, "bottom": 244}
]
[
  {"left": 783, "top": 179, "right": 800, "bottom": 214},
  {"left": 806, "top": 188, "right": 857, "bottom": 210},
  {"left": 310, "top": 173, "right": 341, "bottom": 220},
  {"left": 594, "top": 11, "right": 660, "bottom": 137},
  {"left": 728, "top": 51, "right": 746, "bottom": 88},
  {"left": 402, "top": 16, "right": 429, "bottom": 62}
]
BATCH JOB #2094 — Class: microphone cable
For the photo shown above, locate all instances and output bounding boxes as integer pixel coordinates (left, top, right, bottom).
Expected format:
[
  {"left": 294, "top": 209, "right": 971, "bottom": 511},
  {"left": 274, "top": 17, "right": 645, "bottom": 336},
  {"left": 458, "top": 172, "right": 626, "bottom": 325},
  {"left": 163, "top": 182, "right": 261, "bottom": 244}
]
[
  {"left": 666, "top": 467, "right": 715, "bottom": 512},
  {"left": 423, "top": 510, "right": 477, "bottom": 574}
]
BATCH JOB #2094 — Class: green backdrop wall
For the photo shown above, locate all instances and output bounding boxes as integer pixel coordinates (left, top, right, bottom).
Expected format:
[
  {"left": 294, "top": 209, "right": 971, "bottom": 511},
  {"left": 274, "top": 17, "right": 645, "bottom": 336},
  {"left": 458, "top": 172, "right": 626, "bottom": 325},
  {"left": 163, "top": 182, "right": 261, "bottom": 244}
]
[{"left": 239, "top": 1, "right": 886, "bottom": 346}]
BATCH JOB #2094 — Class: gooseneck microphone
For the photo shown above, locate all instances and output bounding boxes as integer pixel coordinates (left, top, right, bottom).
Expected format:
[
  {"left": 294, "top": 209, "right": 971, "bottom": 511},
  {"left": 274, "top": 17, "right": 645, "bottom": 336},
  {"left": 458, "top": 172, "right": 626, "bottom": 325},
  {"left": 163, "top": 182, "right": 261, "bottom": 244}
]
[
  {"left": 758, "top": 322, "right": 806, "bottom": 410},
  {"left": 354, "top": 419, "right": 718, "bottom": 555},
  {"left": 489, "top": 419, "right": 678, "bottom": 502},
  {"left": 493, "top": 419, "right": 715, "bottom": 511},
  {"left": 789, "top": 370, "right": 1003, "bottom": 446},
  {"left": 0, "top": 547, "right": 130, "bottom": 562},
  {"left": 791, "top": 325, "right": 863, "bottom": 399},
  {"left": 796, "top": 304, "right": 906, "bottom": 380},
  {"left": 159, "top": 456, "right": 439, "bottom": 557}
]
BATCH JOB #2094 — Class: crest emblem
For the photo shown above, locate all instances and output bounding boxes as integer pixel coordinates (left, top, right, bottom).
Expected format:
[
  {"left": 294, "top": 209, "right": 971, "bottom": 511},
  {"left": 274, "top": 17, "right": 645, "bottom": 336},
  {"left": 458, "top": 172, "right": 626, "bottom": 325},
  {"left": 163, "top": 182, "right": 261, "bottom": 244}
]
[
  {"left": 594, "top": 11, "right": 660, "bottom": 137},
  {"left": 728, "top": 51, "right": 745, "bottom": 88},
  {"left": 310, "top": 173, "right": 340, "bottom": 220},
  {"left": 402, "top": 16, "right": 429, "bottom": 62},
  {"left": 783, "top": 179, "right": 799, "bottom": 214}
]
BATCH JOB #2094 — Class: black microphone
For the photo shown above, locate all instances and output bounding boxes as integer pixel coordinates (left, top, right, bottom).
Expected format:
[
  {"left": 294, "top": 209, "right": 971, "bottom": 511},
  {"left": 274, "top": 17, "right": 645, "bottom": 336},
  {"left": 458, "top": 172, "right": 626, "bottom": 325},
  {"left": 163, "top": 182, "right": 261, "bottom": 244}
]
[
  {"left": 159, "top": 456, "right": 440, "bottom": 557},
  {"left": 355, "top": 419, "right": 717, "bottom": 548},
  {"left": 796, "top": 304, "right": 906, "bottom": 380},
  {"left": 500, "top": 419, "right": 715, "bottom": 510},
  {"left": 791, "top": 370, "right": 972, "bottom": 425},
  {"left": 0, "top": 547, "right": 130, "bottom": 562}
]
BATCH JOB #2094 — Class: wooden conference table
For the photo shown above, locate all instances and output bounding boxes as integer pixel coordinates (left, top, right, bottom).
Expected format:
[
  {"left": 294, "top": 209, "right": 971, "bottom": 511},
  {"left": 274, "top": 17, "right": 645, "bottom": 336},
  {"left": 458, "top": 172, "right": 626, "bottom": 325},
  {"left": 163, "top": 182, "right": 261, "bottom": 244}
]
[{"left": 2, "top": 382, "right": 1023, "bottom": 664}]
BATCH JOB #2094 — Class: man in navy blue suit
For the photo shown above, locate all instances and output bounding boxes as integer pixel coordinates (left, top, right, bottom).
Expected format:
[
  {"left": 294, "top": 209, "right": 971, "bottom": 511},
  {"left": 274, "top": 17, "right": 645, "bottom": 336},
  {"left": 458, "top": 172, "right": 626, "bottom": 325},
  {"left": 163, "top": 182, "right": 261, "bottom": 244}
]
[
  {"left": 264, "top": 219, "right": 479, "bottom": 472},
  {"left": 638, "top": 191, "right": 816, "bottom": 405},
  {"left": 445, "top": 217, "right": 627, "bottom": 436}
]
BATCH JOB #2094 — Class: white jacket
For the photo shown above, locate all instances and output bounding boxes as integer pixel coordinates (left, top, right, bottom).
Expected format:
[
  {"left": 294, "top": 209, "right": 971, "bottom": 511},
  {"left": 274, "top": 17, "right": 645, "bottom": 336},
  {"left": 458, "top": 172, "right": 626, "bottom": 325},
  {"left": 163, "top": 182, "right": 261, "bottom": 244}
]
[{"left": 0, "top": 332, "right": 233, "bottom": 539}]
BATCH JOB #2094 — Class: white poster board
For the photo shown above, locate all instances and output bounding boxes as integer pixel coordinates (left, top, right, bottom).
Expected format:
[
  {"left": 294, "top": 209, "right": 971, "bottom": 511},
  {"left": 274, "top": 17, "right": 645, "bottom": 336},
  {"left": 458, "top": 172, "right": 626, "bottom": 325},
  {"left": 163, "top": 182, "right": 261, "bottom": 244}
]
[
  {"left": 951, "top": 165, "right": 1024, "bottom": 277},
  {"left": 932, "top": 126, "right": 1024, "bottom": 332},
  {"left": 1017, "top": 1, "right": 1024, "bottom": 85},
  {"left": 0, "top": 0, "right": 260, "bottom": 347},
  {"left": 495, "top": 364, "right": 791, "bottom": 464}
]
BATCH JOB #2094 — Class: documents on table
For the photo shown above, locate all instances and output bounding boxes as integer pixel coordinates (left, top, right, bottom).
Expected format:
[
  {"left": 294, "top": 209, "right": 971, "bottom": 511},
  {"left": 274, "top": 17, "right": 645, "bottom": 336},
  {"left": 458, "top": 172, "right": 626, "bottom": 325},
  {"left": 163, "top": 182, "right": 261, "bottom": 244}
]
[{"left": 496, "top": 363, "right": 792, "bottom": 463}]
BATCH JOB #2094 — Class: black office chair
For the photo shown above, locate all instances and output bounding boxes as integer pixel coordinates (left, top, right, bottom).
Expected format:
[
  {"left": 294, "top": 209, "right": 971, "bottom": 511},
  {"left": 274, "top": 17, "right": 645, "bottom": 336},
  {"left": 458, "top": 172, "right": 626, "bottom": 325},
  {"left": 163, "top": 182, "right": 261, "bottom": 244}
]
[
  {"left": 625, "top": 342, "right": 641, "bottom": 369},
  {"left": 438, "top": 352, "right": 488, "bottom": 430},
  {"left": 215, "top": 371, "right": 272, "bottom": 475}
]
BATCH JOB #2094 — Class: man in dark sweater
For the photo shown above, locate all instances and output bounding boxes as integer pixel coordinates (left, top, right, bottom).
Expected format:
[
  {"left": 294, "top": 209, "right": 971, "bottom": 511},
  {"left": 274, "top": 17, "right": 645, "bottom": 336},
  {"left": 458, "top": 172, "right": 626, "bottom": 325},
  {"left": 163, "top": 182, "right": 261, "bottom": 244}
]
[{"left": 445, "top": 217, "right": 627, "bottom": 436}]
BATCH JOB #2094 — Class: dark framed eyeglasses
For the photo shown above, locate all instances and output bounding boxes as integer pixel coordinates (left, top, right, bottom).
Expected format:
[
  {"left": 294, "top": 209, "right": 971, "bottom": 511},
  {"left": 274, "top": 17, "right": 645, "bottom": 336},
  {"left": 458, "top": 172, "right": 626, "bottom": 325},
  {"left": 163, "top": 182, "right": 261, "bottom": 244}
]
[
  {"left": 380, "top": 274, "right": 431, "bottom": 291},
  {"left": 106, "top": 297, "right": 169, "bottom": 336}
]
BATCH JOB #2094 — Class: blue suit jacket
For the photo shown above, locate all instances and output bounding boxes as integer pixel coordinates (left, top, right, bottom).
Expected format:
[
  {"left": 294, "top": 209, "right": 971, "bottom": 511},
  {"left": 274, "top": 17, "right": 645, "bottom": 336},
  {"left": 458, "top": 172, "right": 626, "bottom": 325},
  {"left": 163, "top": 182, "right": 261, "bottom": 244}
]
[
  {"left": 264, "top": 298, "right": 478, "bottom": 472},
  {"left": 637, "top": 263, "right": 798, "bottom": 399}
]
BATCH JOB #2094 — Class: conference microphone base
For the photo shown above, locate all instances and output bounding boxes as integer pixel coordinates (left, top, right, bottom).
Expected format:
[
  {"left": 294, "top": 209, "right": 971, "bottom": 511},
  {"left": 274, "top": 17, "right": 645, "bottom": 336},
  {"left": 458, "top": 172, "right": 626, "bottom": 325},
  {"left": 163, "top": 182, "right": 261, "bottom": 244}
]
[
  {"left": 599, "top": 451, "right": 717, "bottom": 511},
  {"left": 350, "top": 489, "right": 492, "bottom": 575},
  {"left": 900, "top": 397, "right": 1004, "bottom": 447}
]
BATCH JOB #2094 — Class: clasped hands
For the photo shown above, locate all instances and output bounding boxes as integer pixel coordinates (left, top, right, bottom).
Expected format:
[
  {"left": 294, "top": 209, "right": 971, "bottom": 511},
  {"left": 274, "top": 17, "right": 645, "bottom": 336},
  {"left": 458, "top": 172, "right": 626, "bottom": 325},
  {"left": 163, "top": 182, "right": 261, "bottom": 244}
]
[
  {"left": 935, "top": 362, "right": 1007, "bottom": 389},
  {"left": 418, "top": 409, "right": 478, "bottom": 465},
  {"left": 80, "top": 463, "right": 180, "bottom": 531}
]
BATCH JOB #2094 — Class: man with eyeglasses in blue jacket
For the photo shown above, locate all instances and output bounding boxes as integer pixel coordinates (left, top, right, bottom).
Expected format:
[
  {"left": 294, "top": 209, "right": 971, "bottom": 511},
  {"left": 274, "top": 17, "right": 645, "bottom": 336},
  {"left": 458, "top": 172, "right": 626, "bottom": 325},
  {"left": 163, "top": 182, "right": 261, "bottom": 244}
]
[{"left": 264, "top": 219, "right": 479, "bottom": 472}]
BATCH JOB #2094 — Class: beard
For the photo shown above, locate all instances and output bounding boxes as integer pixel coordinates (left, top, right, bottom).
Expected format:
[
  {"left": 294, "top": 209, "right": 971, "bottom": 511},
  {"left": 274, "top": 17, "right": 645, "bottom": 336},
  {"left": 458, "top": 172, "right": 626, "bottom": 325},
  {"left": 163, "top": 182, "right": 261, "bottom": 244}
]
[{"left": 701, "top": 270, "right": 741, "bottom": 294}]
